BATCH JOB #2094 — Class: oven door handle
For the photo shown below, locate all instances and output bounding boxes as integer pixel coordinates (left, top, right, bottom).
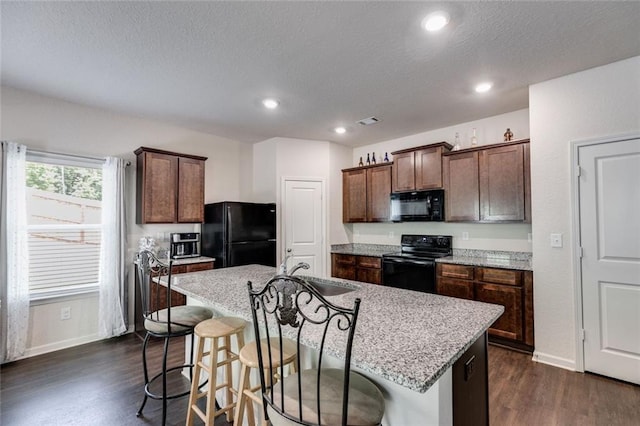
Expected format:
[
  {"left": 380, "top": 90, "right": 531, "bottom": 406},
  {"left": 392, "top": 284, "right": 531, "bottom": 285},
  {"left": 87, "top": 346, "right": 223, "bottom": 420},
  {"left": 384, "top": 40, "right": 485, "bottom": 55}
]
[{"left": 383, "top": 258, "right": 434, "bottom": 266}]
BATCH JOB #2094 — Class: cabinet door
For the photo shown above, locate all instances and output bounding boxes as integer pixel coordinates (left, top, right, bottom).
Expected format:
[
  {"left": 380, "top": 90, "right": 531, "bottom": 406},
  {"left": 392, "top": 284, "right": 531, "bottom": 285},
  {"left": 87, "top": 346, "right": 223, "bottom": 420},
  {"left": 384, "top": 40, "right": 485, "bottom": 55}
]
[
  {"left": 475, "top": 282, "right": 523, "bottom": 341},
  {"left": 177, "top": 157, "right": 205, "bottom": 223},
  {"left": 437, "top": 277, "right": 474, "bottom": 300},
  {"left": 479, "top": 144, "right": 524, "bottom": 221},
  {"left": 331, "top": 254, "right": 356, "bottom": 280},
  {"left": 140, "top": 152, "right": 178, "bottom": 223},
  {"left": 415, "top": 147, "right": 443, "bottom": 189},
  {"left": 524, "top": 143, "right": 531, "bottom": 223},
  {"left": 366, "top": 165, "right": 391, "bottom": 222},
  {"left": 443, "top": 151, "right": 480, "bottom": 221},
  {"left": 343, "top": 169, "right": 367, "bottom": 223},
  {"left": 356, "top": 268, "right": 382, "bottom": 285},
  {"left": 392, "top": 152, "right": 415, "bottom": 192}
]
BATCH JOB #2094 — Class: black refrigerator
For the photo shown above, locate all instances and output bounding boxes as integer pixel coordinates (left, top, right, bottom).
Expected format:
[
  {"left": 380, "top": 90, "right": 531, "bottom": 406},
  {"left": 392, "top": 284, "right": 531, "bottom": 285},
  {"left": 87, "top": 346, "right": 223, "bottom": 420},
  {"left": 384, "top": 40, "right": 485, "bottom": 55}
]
[{"left": 201, "top": 202, "right": 276, "bottom": 268}]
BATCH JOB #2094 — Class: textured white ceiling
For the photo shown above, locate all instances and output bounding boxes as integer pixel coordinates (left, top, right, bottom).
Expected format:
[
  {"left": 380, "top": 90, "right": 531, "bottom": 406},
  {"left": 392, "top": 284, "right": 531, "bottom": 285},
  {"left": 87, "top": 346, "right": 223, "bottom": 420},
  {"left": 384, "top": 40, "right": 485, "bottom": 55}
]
[{"left": 2, "top": 1, "right": 639, "bottom": 146}]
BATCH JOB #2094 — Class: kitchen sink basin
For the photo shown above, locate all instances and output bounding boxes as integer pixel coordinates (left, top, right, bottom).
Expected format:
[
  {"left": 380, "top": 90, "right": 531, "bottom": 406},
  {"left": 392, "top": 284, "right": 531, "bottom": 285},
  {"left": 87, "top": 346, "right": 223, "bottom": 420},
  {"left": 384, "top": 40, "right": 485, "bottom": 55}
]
[{"left": 296, "top": 275, "right": 359, "bottom": 297}]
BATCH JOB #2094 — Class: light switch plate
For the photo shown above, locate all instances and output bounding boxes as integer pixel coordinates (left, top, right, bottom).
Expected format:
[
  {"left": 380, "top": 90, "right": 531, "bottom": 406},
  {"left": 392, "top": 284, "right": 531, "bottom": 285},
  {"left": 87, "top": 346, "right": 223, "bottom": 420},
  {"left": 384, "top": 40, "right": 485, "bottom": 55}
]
[{"left": 550, "top": 233, "right": 563, "bottom": 248}]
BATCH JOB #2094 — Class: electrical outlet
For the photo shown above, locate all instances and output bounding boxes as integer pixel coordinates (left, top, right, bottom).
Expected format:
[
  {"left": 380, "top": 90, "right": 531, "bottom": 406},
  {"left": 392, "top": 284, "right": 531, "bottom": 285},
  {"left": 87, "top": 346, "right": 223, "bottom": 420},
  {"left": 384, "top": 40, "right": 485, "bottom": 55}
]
[
  {"left": 462, "top": 232, "right": 469, "bottom": 241},
  {"left": 550, "top": 233, "right": 563, "bottom": 248},
  {"left": 388, "top": 231, "right": 395, "bottom": 238},
  {"left": 60, "top": 307, "right": 71, "bottom": 321}
]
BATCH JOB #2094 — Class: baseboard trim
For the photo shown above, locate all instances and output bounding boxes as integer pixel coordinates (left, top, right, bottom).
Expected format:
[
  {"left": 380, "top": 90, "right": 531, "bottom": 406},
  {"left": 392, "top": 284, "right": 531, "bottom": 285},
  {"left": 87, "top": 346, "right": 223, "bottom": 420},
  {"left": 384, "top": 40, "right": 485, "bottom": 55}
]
[
  {"left": 532, "top": 350, "right": 576, "bottom": 371},
  {"left": 23, "top": 333, "right": 102, "bottom": 359}
]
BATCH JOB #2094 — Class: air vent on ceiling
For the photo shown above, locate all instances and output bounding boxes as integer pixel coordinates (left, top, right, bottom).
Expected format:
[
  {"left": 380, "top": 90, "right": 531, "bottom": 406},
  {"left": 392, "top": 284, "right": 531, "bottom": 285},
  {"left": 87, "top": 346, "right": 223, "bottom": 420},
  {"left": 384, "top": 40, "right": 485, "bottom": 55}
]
[{"left": 357, "top": 116, "right": 380, "bottom": 126}]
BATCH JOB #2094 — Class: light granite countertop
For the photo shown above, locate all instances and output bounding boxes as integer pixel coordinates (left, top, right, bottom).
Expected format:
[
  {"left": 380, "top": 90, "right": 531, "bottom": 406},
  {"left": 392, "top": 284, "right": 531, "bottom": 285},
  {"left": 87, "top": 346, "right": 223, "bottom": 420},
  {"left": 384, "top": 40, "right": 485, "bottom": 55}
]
[
  {"left": 170, "top": 256, "right": 216, "bottom": 266},
  {"left": 167, "top": 264, "right": 503, "bottom": 394},
  {"left": 436, "top": 249, "right": 533, "bottom": 271},
  {"left": 330, "top": 243, "right": 398, "bottom": 257}
]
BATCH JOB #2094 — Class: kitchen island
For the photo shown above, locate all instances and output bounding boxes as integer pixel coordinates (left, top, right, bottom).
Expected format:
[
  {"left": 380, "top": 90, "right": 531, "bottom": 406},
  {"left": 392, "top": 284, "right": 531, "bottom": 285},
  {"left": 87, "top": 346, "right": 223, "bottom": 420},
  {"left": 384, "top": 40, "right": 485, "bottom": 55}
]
[{"left": 168, "top": 264, "right": 503, "bottom": 425}]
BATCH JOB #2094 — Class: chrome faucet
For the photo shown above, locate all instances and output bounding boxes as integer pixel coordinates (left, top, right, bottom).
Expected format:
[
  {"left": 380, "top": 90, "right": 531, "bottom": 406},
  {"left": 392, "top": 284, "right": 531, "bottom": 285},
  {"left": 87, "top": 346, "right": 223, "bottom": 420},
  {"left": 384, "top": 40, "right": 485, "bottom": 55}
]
[
  {"left": 277, "top": 253, "right": 310, "bottom": 276},
  {"left": 289, "top": 261, "right": 310, "bottom": 276},
  {"left": 278, "top": 254, "right": 293, "bottom": 275}
]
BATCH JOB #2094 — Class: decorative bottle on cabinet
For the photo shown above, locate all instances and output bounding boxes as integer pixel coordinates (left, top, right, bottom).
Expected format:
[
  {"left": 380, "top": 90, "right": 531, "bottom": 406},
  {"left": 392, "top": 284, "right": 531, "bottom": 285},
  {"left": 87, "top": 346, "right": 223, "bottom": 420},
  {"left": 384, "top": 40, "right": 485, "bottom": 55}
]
[
  {"left": 366, "top": 153, "right": 371, "bottom": 165},
  {"left": 470, "top": 128, "right": 478, "bottom": 146},
  {"left": 358, "top": 157, "right": 364, "bottom": 167},
  {"left": 372, "top": 153, "right": 376, "bottom": 164}
]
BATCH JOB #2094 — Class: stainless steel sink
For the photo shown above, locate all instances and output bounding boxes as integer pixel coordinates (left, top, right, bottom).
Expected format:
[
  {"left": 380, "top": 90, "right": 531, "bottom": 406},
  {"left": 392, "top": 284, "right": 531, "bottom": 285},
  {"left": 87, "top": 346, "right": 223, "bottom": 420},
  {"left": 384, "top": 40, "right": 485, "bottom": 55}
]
[{"left": 296, "top": 275, "right": 359, "bottom": 297}]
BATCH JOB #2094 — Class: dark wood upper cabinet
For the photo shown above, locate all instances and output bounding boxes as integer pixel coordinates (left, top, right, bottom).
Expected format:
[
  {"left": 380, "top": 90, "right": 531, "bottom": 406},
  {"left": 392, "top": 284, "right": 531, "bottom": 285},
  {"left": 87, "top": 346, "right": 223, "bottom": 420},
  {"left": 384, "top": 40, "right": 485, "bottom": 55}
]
[
  {"left": 415, "top": 146, "right": 446, "bottom": 190},
  {"left": 479, "top": 144, "right": 524, "bottom": 221},
  {"left": 391, "top": 152, "right": 415, "bottom": 192},
  {"left": 366, "top": 164, "right": 392, "bottom": 222},
  {"left": 135, "top": 147, "right": 207, "bottom": 224},
  {"left": 177, "top": 157, "right": 205, "bottom": 223},
  {"left": 443, "top": 151, "right": 480, "bottom": 221},
  {"left": 342, "top": 168, "right": 368, "bottom": 223},
  {"left": 443, "top": 139, "right": 530, "bottom": 223},
  {"left": 391, "top": 142, "right": 452, "bottom": 192},
  {"left": 342, "top": 163, "right": 391, "bottom": 223}
]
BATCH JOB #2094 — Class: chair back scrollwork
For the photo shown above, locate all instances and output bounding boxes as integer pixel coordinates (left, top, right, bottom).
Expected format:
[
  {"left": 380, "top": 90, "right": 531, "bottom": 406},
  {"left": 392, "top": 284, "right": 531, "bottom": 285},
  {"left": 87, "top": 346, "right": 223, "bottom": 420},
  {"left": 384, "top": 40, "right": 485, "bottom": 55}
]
[{"left": 247, "top": 274, "right": 362, "bottom": 426}]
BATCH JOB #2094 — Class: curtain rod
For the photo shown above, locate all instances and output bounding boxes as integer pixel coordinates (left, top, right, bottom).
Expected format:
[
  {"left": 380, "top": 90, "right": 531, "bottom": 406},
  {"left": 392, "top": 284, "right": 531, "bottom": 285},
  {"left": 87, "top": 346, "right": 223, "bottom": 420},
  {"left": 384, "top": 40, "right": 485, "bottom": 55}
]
[{"left": 27, "top": 148, "right": 132, "bottom": 166}]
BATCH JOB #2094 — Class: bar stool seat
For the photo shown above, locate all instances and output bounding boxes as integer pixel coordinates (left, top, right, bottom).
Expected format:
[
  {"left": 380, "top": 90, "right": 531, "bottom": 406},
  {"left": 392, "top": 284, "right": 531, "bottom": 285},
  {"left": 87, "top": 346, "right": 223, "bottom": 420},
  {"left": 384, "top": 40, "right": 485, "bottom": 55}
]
[
  {"left": 186, "top": 316, "right": 246, "bottom": 426},
  {"left": 144, "top": 306, "right": 214, "bottom": 334},
  {"left": 234, "top": 337, "right": 297, "bottom": 426}
]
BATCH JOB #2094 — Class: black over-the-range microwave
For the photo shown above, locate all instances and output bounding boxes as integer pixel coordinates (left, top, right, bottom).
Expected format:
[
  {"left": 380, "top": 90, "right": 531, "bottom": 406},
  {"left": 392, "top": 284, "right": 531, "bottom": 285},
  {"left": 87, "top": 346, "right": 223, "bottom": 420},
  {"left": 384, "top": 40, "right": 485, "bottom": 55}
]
[{"left": 390, "top": 189, "right": 444, "bottom": 222}]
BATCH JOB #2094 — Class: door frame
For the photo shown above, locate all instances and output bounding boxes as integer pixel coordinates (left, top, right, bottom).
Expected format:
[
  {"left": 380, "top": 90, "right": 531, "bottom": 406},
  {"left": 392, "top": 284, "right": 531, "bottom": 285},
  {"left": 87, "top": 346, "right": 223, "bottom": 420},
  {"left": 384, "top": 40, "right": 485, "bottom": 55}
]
[
  {"left": 570, "top": 132, "right": 640, "bottom": 373},
  {"left": 280, "top": 176, "right": 327, "bottom": 277}
]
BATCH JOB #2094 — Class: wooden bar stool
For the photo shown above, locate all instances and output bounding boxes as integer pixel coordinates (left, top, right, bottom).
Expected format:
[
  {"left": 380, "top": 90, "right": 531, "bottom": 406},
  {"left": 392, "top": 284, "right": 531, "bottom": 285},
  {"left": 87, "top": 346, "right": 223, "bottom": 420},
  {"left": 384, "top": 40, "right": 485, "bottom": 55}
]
[
  {"left": 234, "top": 337, "right": 297, "bottom": 426},
  {"left": 186, "top": 317, "right": 246, "bottom": 426}
]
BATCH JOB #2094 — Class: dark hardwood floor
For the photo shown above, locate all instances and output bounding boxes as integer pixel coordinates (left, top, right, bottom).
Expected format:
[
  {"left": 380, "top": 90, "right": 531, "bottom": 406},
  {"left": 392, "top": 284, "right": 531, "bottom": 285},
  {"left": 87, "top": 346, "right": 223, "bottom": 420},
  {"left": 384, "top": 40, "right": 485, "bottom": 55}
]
[{"left": 1, "top": 334, "right": 639, "bottom": 425}]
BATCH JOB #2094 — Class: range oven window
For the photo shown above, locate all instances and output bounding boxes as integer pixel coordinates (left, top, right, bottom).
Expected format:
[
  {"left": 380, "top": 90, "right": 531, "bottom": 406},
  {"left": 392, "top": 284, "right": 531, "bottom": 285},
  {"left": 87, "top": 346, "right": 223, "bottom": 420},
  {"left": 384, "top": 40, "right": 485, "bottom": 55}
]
[{"left": 390, "top": 189, "right": 444, "bottom": 222}]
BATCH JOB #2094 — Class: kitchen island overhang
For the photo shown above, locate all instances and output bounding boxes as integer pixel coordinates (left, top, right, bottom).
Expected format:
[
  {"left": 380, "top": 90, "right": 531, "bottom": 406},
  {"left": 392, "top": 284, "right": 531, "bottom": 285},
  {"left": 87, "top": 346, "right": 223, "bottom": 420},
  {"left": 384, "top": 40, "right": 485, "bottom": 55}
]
[{"left": 164, "top": 264, "right": 504, "bottom": 425}]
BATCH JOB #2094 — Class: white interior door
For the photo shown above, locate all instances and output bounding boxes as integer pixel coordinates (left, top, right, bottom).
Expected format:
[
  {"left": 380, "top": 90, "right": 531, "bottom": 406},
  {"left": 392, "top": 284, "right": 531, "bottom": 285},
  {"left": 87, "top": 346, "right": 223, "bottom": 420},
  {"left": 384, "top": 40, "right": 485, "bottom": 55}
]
[
  {"left": 579, "top": 136, "right": 640, "bottom": 384},
  {"left": 282, "top": 179, "right": 325, "bottom": 277}
]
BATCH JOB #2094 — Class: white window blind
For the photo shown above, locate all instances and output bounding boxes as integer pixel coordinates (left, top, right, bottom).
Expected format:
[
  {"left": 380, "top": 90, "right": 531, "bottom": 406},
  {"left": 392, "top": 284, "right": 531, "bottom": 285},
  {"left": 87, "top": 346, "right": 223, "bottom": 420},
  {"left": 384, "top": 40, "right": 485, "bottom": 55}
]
[
  {"left": 25, "top": 152, "right": 103, "bottom": 299},
  {"left": 28, "top": 224, "right": 101, "bottom": 294}
]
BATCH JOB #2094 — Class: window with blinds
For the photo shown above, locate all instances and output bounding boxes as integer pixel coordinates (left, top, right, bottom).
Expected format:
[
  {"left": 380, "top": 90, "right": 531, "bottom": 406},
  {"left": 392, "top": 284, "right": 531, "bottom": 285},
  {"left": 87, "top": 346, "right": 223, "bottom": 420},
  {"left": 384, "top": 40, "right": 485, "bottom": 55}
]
[{"left": 26, "top": 153, "right": 103, "bottom": 298}]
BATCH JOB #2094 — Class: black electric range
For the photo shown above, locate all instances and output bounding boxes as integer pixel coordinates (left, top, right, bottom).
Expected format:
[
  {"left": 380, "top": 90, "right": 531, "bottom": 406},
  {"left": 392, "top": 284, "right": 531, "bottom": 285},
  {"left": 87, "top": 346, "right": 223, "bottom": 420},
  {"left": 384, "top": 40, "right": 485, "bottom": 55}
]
[{"left": 382, "top": 234, "right": 452, "bottom": 293}]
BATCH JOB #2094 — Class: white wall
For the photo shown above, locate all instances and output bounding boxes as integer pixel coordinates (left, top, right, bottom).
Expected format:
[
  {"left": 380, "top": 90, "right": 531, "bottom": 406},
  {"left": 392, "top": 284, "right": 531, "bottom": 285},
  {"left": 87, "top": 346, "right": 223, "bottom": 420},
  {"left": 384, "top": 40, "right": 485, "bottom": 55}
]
[
  {"left": 1, "top": 86, "right": 246, "bottom": 356},
  {"left": 251, "top": 137, "right": 352, "bottom": 275},
  {"left": 529, "top": 56, "right": 640, "bottom": 369},
  {"left": 352, "top": 109, "right": 533, "bottom": 251}
]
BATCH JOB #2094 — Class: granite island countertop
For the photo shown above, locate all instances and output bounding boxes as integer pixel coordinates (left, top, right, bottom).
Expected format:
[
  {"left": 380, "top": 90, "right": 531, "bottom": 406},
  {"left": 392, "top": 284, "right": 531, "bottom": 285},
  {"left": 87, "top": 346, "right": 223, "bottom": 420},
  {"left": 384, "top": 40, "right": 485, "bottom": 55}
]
[{"left": 166, "top": 264, "right": 503, "bottom": 394}]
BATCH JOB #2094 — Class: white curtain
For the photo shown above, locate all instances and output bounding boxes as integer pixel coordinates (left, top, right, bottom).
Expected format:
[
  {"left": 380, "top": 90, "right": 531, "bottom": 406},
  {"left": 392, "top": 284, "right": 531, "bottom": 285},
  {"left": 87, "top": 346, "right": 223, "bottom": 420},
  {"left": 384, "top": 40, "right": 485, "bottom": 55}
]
[
  {"left": 0, "top": 141, "right": 30, "bottom": 362},
  {"left": 97, "top": 157, "right": 127, "bottom": 338}
]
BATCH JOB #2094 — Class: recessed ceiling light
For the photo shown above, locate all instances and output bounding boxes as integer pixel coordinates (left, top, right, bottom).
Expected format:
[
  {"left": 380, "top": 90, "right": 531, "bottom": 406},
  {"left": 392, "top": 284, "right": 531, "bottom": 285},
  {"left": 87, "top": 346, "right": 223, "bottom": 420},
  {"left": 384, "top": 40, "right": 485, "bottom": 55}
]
[
  {"left": 474, "top": 82, "right": 493, "bottom": 93},
  {"left": 262, "top": 98, "right": 279, "bottom": 109},
  {"left": 422, "top": 11, "right": 450, "bottom": 32},
  {"left": 334, "top": 127, "right": 347, "bottom": 134}
]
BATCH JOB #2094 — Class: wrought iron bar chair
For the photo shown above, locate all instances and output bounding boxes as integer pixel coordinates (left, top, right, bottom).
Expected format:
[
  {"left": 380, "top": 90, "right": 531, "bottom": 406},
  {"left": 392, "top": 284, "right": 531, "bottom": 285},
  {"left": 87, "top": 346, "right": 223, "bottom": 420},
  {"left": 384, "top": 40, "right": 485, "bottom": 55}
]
[
  {"left": 247, "top": 274, "right": 385, "bottom": 426},
  {"left": 134, "top": 250, "right": 213, "bottom": 426}
]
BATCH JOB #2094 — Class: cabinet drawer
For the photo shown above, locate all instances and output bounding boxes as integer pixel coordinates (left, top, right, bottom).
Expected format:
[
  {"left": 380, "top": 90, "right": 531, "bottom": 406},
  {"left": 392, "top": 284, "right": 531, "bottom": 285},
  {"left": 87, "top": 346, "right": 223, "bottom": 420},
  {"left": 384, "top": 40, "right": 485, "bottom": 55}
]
[
  {"left": 186, "top": 261, "right": 214, "bottom": 273},
  {"left": 437, "top": 277, "right": 474, "bottom": 300},
  {"left": 476, "top": 268, "right": 522, "bottom": 286},
  {"left": 356, "top": 256, "right": 381, "bottom": 269},
  {"left": 333, "top": 254, "right": 356, "bottom": 265},
  {"left": 439, "top": 263, "right": 474, "bottom": 280}
]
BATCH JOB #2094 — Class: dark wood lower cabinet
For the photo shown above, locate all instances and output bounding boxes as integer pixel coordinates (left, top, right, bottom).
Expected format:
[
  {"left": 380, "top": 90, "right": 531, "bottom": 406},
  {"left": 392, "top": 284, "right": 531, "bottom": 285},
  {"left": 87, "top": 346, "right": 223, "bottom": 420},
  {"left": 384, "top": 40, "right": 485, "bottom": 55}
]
[
  {"left": 436, "top": 263, "right": 534, "bottom": 352},
  {"left": 475, "top": 282, "right": 523, "bottom": 341},
  {"left": 331, "top": 253, "right": 381, "bottom": 285}
]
